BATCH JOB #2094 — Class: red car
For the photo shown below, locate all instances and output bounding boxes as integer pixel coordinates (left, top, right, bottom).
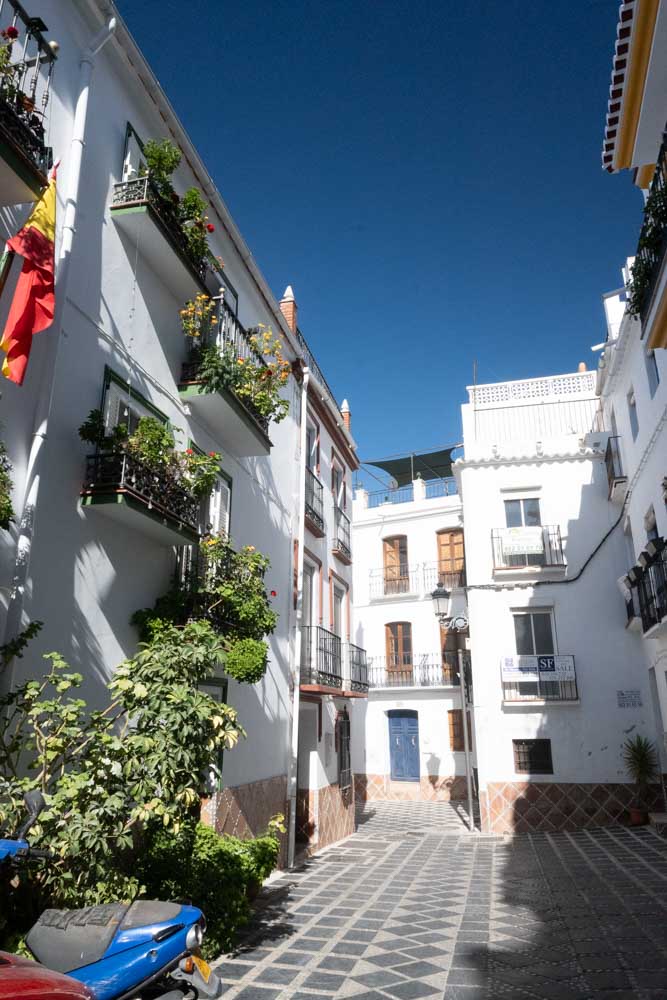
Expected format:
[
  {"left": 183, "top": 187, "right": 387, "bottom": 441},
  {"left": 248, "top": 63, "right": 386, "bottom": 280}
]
[{"left": 0, "top": 952, "right": 92, "bottom": 999}]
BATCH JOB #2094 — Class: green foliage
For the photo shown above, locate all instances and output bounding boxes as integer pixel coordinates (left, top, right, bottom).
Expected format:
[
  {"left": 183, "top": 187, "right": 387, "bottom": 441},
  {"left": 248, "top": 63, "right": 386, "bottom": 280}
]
[
  {"left": 1, "top": 621, "right": 43, "bottom": 674},
  {"left": 225, "top": 638, "right": 269, "bottom": 685},
  {"left": 0, "top": 621, "right": 245, "bottom": 943},
  {"left": 622, "top": 734, "right": 659, "bottom": 806},
  {"left": 78, "top": 409, "right": 127, "bottom": 451},
  {"left": 126, "top": 416, "right": 175, "bottom": 469},
  {"left": 0, "top": 438, "right": 15, "bottom": 530},
  {"left": 182, "top": 449, "right": 221, "bottom": 500},
  {"left": 141, "top": 138, "right": 181, "bottom": 201},
  {"left": 627, "top": 185, "right": 667, "bottom": 316},
  {"left": 138, "top": 820, "right": 281, "bottom": 958}
]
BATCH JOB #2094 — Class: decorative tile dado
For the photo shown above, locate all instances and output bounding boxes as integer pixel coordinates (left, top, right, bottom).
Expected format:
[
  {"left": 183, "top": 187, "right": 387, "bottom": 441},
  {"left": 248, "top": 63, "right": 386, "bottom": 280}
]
[
  {"left": 296, "top": 781, "right": 355, "bottom": 853},
  {"left": 202, "top": 774, "right": 288, "bottom": 863},
  {"left": 355, "top": 772, "right": 467, "bottom": 803},
  {"left": 480, "top": 780, "right": 664, "bottom": 834}
]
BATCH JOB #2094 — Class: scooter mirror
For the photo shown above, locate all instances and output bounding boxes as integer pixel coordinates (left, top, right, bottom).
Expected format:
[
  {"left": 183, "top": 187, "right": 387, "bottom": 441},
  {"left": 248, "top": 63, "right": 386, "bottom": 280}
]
[{"left": 16, "top": 790, "right": 46, "bottom": 839}]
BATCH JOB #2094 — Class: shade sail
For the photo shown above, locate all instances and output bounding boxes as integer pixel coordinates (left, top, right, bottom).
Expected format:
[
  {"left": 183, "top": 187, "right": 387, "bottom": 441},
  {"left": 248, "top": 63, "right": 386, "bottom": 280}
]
[{"left": 364, "top": 447, "right": 457, "bottom": 487}]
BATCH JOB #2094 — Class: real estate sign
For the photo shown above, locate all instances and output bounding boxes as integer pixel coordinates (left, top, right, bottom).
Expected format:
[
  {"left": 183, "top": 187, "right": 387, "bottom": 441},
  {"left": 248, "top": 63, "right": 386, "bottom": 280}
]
[
  {"left": 501, "top": 526, "right": 544, "bottom": 555},
  {"left": 501, "top": 655, "right": 575, "bottom": 682}
]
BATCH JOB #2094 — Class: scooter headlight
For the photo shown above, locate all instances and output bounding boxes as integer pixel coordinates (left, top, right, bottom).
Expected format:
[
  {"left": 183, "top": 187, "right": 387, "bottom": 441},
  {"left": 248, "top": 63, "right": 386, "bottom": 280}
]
[{"left": 186, "top": 923, "right": 204, "bottom": 950}]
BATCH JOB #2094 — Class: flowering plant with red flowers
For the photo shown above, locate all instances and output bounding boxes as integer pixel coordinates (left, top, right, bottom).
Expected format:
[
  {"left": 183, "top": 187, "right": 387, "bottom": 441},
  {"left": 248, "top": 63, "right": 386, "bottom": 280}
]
[{"left": 206, "top": 223, "right": 215, "bottom": 233}]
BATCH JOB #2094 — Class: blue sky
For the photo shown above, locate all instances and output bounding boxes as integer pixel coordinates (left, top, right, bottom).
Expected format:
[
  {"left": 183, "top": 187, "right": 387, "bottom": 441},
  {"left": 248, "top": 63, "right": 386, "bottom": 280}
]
[{"left": 116, "top": 0, "right": 640, "bottom": 482}]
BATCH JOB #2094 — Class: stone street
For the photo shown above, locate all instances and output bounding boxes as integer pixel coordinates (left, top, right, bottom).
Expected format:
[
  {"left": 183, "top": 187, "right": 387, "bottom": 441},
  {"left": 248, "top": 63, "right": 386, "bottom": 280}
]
[{"left": 214, "top": 801, "right": 667, "bottom": 1000}]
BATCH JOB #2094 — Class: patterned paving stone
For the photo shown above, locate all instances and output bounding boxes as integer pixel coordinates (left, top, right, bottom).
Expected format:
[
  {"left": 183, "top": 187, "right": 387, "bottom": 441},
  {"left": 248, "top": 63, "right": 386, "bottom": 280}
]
[{"left": 215, "top": 802, "right": 667, "bottom": 999}]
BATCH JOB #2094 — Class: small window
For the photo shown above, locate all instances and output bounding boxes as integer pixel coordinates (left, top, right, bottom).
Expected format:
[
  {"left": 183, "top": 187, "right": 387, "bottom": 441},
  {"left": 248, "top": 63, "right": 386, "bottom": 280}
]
[
  {"left": 627, "top": 388, "right": 639, "bottom": 440},
  {"left": 336, "top": 710, "right": 351, "bottom": 790},
  {"left": 504, "top": 498, "right": 541, "bottom": 528},
  {"left": 645, "top": 350, "right": 660, "bottom": 398},
  {"left": 513, "top": 611, "right": 554, "bottom": 656},
  {"left": 513, "top": 739, "right": 553, "bottom": 775},
  {"left": 207, "top": 473, "right": 231, "bottom": 537}
]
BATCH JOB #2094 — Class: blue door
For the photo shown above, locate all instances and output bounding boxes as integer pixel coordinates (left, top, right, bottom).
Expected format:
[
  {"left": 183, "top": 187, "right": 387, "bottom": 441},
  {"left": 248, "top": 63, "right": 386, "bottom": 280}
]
[{"left": 388, "top": 711, "right": 420, "bottom": 781}]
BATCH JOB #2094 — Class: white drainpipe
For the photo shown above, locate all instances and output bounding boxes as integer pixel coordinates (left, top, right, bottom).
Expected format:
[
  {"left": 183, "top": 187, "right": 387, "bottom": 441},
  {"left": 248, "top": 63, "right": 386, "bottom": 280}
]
[
  {"left": 4, "top": 17, "right": 117, "bottom": 652},
  {"left": 287, "top": 367, "right": 310, "bottom": 868}
]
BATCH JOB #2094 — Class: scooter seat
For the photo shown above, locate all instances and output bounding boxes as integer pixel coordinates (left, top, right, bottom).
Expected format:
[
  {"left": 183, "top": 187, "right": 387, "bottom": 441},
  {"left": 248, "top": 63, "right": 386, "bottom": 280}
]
[{"left": 25, "top": 900, "right": 184, "bottom": 973}]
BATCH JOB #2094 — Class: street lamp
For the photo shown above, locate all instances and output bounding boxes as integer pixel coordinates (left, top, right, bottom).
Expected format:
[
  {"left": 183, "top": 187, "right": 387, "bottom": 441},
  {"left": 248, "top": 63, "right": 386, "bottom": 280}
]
[{"left": 431, "top": 585, "right": 475, "bottom": 833}]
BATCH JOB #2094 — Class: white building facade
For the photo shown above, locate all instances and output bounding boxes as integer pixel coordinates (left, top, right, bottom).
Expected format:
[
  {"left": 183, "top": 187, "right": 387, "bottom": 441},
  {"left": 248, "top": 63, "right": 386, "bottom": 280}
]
[
  {"left": 350, "top": 474, "right": 473, "bottom": 804},
  {"left": 0, "top": 0, "right": 364, "bottom": 861},
  {"left": 458, "top": 370, "right": 657, "bottom": 834}
]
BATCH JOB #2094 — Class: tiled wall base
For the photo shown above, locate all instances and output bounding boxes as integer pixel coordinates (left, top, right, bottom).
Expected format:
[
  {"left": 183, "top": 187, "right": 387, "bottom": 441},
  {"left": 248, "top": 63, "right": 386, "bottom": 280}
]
[
  {"left": 296, "top": 781, "right": 355, "bottom": 852},
  {"left": 201, "top": 774, "right": 288, "bottom": 864},
  {"left": 355, "top": 773, "right": 468, "bottom": 802},
  {"left": 480, "top": 780, "right": 665, "bottom": 834}
]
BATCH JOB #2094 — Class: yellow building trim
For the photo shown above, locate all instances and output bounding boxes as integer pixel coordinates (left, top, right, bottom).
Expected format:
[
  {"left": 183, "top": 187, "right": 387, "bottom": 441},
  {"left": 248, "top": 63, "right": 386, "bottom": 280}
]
[
  {"left": 616, "top": 0, "right": 660, "bottom": 170},
  {"left": 635, "top": 161, "right": 656, "bottom": 188},
  {"left": 647, "top": 285, "right": 667, "bottom": 349}
]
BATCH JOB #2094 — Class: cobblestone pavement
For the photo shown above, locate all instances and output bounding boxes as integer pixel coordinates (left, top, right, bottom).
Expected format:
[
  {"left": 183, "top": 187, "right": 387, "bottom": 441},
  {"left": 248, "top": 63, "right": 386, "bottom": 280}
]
[{"left": 215, "top": 804, "right": 667, "bottom": 1000}]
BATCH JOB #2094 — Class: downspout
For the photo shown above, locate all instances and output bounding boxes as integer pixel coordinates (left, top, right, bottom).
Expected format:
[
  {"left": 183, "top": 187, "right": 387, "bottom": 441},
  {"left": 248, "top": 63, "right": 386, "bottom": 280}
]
[
  {"left": 287, "top": 367, "right": 310, "bottom": 868},
  {"left": 4, "top": 17, "right": 117, "bottom": 652}
]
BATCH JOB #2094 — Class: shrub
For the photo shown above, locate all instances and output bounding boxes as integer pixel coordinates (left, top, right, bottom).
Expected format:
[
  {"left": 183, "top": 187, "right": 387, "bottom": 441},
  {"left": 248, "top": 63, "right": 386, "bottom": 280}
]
[
  {"left": 0, "top": 438, "right": 15, "bottom": 530},
  {"left": 225, "top": 638, "right": 269, "bottom": 685},
  {"left": 138, "top": 820, "right": 281, "bottom": 958}
]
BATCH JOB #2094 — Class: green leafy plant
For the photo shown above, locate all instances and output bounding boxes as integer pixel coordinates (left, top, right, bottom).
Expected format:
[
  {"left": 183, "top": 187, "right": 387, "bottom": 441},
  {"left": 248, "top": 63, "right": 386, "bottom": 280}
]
[
  {"left": 141, "top": 138, "right": 182, "bottom": 201},
  {"left": 1, "top": 621, "right": 43, "bottom": 674},
  {"left": 622, "top": 734, "right": 659, "bottom": 808},
  {"left": 627, "top": 184, "right": 667, "bottom": 316},
  {"left": 225, "top": 637, "right": 269, "bottom": 685},
  {"left": 0, "top": 438, "right": 15, "bottom": 530}
]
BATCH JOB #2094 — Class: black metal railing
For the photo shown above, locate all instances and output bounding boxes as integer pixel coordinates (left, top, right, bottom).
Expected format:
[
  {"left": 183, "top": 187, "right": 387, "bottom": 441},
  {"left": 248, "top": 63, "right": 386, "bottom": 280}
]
[
  {"left": 424, "top": 477, "right": 458, "bottom": 499},
  {"left": 625, "top": 590, "right": 641, "bottom": 626},
  {"left": 301, "top": 625, "right": 342, "bottom": 688},
  {"left": 632, "top": 541, "right": 667, "bottom": 634},
  {"left": 180, "top": 299, "right": 270, "bottom": 433},
  {"left": 294, "top": 326, "right": 341, "bottom": 421},
  {"left": 501, "top": 655, "right": 578, "bottom": 703},
  {"left": 422, "top": 561, "right": 466, "bottom": 592},
  {"left": 347, "top": 643, "right": 368, "bottom": 692},
  {"left": 491, "top": 526, "right": 565, "bottom": 570},
  {"left": 0, "top": 1, "right": 55, "bottom": 181},
  {"left": 83, "top": 452, "right": 200, "bottom": 535},
  {"left": 368, "top": 484, "right": 414, "bottom": 508},
  {"left": 629, "top": 126, "right": 667, "bottom": 324},
  {"left": 369, "top": 565, "right": 420, "bottom": 598},
  {"left": 605, "top": 436, "right": 626, "bottom": 498},
  {"left": 334, "top": 506, "right": 351, "bottom": 558},
  {"left": 111, "top": 175, "right": 209, "bottom": 283},
  {"left": 305, "top": 468, "right": 324, "bottom": 533},
  {"left": 368, "top": 653, "right": 460, "bottom": 688}
]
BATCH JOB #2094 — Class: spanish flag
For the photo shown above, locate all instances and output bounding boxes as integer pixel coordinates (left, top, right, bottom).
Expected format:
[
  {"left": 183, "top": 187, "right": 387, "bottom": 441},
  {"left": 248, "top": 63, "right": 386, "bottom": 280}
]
[{"left": 0, "top": 164, "right": 57, "bottom": 385}]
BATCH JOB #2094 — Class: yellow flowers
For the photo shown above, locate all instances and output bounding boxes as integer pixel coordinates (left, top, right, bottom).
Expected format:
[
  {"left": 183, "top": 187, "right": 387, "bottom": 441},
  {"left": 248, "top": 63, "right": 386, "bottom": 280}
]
[{"left": 179, "top": 293, "right": 217, "bottom": 340}]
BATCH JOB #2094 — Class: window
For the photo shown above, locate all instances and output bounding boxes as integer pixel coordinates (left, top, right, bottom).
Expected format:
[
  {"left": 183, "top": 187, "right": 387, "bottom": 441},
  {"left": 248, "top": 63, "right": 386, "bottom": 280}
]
[
  {"left": 513, "top": 610, "right": 554, "bottom": 655},
  {"left": 332, "top": 463, "right": 345, "bottom": 510},
  {"left": 447, "top": 709, "right": 471, "bottom": 752},
  {"left": 121, "top": 122, "right": 146, "bottom": 180},
  {"left": 306, "top": 423, "right": 319, "bottom": 472},
  {"left": 199, "top": 677, "right": 228, "bottom": 789},
  {"left": 645, "top": 350, "right": 660, "bottom": 398},
  {"left": 385, "top": 622, "right": 412, "bottom": 670},
  {"left": 336, "top": 710, "right": 351, "bottom": 790},
  {"left": 103, "top": 374, "right": 164, "bottom": 435},
  {"left": 627, "top": 388, "right": 639, "bottom": 440},
  {"left": 207, "top": 473, "right": 231, "bottom": 537},
  {"left": 332, "top": 585, "right": 345, "bottom": 637},
  {"left": 504, "top": 498, "right": 541, "bottom": 527},
  {"left": 513, "top": 739, "right": 553, "bottom": 775},
  {"left": 437, "top": 529, "right": 465, "bottom": 584},
  {"left": 645, "top": 507, "right": 659, "bottom": 543},
  {"left": 383, "top": 535, "right": 409, "bottom": 594}
]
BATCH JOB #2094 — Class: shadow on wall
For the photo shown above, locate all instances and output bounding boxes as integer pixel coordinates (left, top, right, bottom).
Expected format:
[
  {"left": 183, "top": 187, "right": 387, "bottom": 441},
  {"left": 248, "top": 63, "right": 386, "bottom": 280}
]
[{"left": 426, "top": 752, "right": 442, "bottom": 788}]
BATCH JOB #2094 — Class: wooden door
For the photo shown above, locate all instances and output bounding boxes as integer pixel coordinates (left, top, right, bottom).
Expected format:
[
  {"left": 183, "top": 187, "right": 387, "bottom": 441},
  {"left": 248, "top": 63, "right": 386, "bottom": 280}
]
[
  {"left": 385, "top": 622, "right": 412, "bottom": 671},
  {"left": 383, "top": 536, "right": 408, "bottom": 594},
  {"left": 437, "top": 529, "right": 465, "bottom": 584}
]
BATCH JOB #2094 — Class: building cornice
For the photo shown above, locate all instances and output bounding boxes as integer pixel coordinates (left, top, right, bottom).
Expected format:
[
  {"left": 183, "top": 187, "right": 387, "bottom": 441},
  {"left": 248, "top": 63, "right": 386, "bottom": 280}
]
[{"left": 455, "top": 449, "right": 603, "bottom": 471}]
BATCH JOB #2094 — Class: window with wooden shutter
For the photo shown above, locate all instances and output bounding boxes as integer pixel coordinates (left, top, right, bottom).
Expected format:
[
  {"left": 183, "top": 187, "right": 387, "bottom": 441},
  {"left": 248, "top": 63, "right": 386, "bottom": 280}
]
[
  {"left": 437, "top": 529, "right": 465, "bottom": 586},
  {"left": 385, "top": 622, "right": 412, "bottom": 670},
  {"left": 208, "top": 474, "right": 231, "bottom": 537},
  {"left": 448, "top": 709, "right": 472, "bottom": 752},
  {"left": 383, "top": 535, "right": 409, "bottom": 594}
]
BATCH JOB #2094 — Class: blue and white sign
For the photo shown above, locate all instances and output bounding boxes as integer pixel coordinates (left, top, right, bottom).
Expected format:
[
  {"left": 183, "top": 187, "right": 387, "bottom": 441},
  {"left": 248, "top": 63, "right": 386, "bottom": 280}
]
[{"left": 501, "top": 654, "right": 575, "bottom": 682}]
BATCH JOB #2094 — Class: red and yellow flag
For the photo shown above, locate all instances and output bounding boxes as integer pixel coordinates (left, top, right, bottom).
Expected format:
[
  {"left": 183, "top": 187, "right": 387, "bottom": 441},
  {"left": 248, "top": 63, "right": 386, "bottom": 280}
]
[{"left": 0, "top": 165, "right": 57, "bottom": 385}]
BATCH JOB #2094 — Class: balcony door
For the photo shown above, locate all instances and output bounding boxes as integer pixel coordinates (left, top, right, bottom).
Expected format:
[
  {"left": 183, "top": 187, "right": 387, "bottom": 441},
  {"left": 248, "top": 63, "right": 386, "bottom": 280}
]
[
  {"left": 385, "top": 622, "right": 412, "bottom": 674},
  {"left": 333, "top": 585, "right": 345, "bottom": 638},
  {"left": 504, "top": 498, "right": 543, "bottom": 567},
  {"left": 513, "top": 609, "right": 556, "bottom": 698},
  {"left": 383, "top": 535, "right": 409, "bottom": 594},
  {"left": 437, "top": 529, "right": 465, "bottom": 585}
]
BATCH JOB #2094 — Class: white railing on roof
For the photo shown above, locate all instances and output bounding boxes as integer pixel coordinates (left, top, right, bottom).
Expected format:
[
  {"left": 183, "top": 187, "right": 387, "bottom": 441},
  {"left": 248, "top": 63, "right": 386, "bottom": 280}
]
[{"left": 468, "top": 372, "right": 596, "bottom": 408}]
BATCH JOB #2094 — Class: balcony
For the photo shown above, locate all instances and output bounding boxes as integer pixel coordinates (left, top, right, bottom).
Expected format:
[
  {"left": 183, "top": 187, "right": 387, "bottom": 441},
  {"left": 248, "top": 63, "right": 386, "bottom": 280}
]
[
  {"left": 368, "top": 653, "right": 460, "bottom": 689},
  {"left": 80, "top": 452, "right": 200, "bottom": 547},
  {"left": 305, "top": 468, "right": 325, "bottom": 537},
  {"left": 0, "top": 3, "right": 55, "bottom": 206},
  {"left": 110, "top": 176, "right": 211, "bottom": 301},
  {"left": 605, "top": 436, "right": 627, "bottom": 504},
  {"left": 491, "top": 526, "right": 565, "bottom": 573},
  {"left": 369, "top": 565, "right": 420, "bottom": 600},
  {"left": 628, "top": 126, "right": 667, "bottom": 347},
  {"left": 300, "top": 625, "right": 342, "bottom": 693},
  {"left": 500, "top": 655, "right": 578, "bottom": 704},
  {"left": 332, "top": 506, "right": 351, "bottom": 563},
  {"left": 422, "top": 561, "right": 466, "bottom": 592},
  {"left": 179, "top": 301, "right": 272, "bottom": 457},
  {"left": 366, "top": 477, "right": 457, "bottom": 509},
  {"left": 345, "top": 642, "right": 368, "bottom": 695},
  {"left": 627, "top": 539, "right": 667, "bottom": 636}
]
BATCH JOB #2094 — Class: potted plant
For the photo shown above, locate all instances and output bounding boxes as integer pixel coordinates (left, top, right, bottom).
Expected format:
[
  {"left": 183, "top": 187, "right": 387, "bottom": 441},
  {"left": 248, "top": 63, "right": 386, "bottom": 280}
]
[{"left": 622, "top": 734, "right": 659, "bottom": 825}]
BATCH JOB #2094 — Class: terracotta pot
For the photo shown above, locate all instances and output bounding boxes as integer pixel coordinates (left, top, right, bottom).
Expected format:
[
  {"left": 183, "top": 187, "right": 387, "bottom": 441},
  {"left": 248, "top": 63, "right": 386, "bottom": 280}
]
[{"left": 629, "top": 805, "right": 648, "bottom": 826}]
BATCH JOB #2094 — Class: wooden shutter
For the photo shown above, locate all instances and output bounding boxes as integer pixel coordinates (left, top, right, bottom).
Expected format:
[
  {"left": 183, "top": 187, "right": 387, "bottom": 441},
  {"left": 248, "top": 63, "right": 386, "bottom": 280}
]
[
  {"left": 383, "top": 536, "right": 408, "bottom": 582},
  {"left": 438, "top": 530, "right": 464, "bottom": 574},
  {"left": 385, "top": 622, "right": 412, "bottom": 669},
  {"left": 448, "top": 709, "right": 464, "bottom": 751}
]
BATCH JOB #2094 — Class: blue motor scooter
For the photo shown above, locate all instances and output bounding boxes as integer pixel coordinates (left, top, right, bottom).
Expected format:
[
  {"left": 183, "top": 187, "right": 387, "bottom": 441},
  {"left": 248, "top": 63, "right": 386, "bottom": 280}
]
[{"left": 1, "top": 792, "right": 225, "bottom": 1000}]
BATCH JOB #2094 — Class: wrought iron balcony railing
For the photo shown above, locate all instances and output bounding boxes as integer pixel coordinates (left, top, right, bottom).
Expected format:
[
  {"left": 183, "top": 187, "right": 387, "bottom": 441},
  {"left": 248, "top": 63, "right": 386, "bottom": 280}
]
[
  {"left": 111, "top": 175, "right": 209, "bottom": 283},
  {"left": 301, "top": 625, "right": 342, "bottom": 688},
  {"left": 305, "top": 468, "right": 325, "bottom": 533},
  {"left": 491, "top": 526, "right": 565, "bottom": 570},
  {"left": 333, "top": 506, "right": 351, "bottom": 558},
  {"left": 180, "top": 299, "right": 269, "bottom": 433},
  {"left": 629, "top": 126, "right": 667, "bottom": 324},
  {"left": 605, "top": 435, "right": 627, "bottom": 499},
  {"left": 0, "top": 1, "right": 55, "bottom": 182},
  {"left": 368, "top": 653, "right": 460, "bottom": 688},
  {"left": 366, "top": 478, "right": 458, "bottom": 508},
  {"left": 346, "top": 642, "right": 368, "bottom": 692},
  {"left": 500, "top": 654, "right": 578, "bottom": 703},
  {"left": 629, "top": 540, "right": 667, "bottom": 634},
  {"left": 369, "top": 565, "right": 420, "bottom": 599},
  {"left": 82, "top": 452, "right": 200, "bottom": 537},
  {"left": 422, "top": 561, "right": 466, "bottom": 592}
]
